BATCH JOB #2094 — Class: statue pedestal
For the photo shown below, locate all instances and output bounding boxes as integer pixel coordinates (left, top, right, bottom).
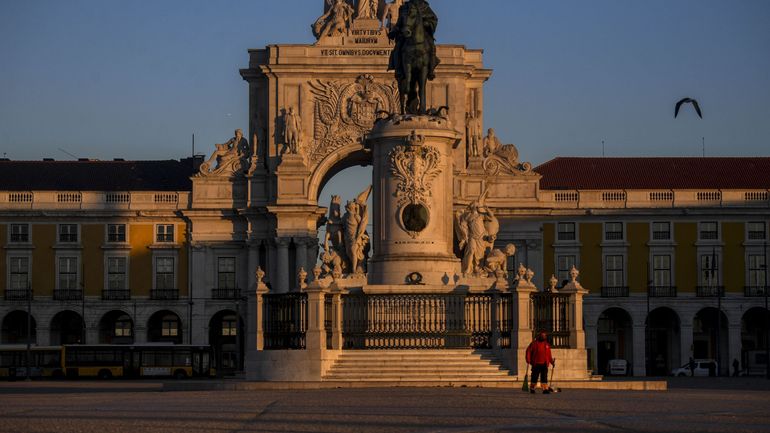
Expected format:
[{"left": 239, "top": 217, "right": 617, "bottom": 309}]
[{"left": 366, "top": 115, "right": 462, "bottom": 286}]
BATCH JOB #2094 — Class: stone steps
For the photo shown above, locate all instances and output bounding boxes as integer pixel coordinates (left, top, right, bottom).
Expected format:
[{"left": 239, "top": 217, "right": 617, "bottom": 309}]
[{"left": 323, "top": 350, "right": 516, "bottom": 382}]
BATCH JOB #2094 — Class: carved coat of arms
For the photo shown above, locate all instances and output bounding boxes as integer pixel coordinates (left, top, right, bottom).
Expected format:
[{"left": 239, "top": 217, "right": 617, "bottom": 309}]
[
  {"left": 309, "top": 74, "right": 398, "bottom": 164},
  {"left": 389, "top": 133, "right": 443, "bottom": 208}
]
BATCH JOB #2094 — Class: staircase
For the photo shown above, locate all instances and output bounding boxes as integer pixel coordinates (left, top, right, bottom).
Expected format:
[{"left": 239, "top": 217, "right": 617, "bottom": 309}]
[{"left": 323, "top": 349, "right": 517, "bottom": 385}]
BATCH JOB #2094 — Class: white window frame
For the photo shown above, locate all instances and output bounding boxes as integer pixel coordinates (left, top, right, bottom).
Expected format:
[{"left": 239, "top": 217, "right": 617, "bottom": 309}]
[
  {"left": 106, "top": 223, "right": 128, "bottom": 244},
  {"left": 604, "top": 222, "right": 625, "bottom": 242},
  {"left": 652, "top": 254, "right": 672, "bottom": 287},
  {"left": 556, "top": 254, "right": 576, "bottom": 287},
  {"left": 104, "top": 254, "right": 129, "bottom": 292},
  {"left": 603, "top": 254, "right": 626, "bottom": 288},
  {"left": 217, "top": 257, "right": 237, "bottom": 290},
  {"left": 699, "top": 252, "right": 721, "bottom": 286},
  {"left": 57, "top": 223, "right": 79, "bottom": 244},
  {"left": 56, "top": 255, "right": 80, "bottom": 291},
  {"left": 556, "top": 222, "right": 577, "bottom": 242},
  {"left": 747, "top": 254, "right": 767, "bottom": 288},
  {"left": 747, "top": 221, "right": 767, "bottom": 242},
  {"left": 155, "top": 224, "right": 175, "bottom": 244},
  {"left": 153, "top": 255, "right": 177, "bottom": 291},
  {"left": 8, "top": 223, "right": 30, "bottom": 244},
  {"left": 651, "top": 221, "right": 672, "bottom": 242},
  {"left": 7, "top": 255, "right": 32, "bottom": 291},
  {"left": 698, "top": 221, "right": 720, "bottom": 241}
]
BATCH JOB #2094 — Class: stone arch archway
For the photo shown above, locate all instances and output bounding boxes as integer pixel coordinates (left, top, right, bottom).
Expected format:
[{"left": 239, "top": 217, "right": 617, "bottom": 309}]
[
  {"left": 308, "top": 144, "right": 372, "bottom": 202},
  {"left": 741, "top": 307, "right": 768, "bottom": 375},
  {"left": 208, "top": 310, "right": 244, "bottom": 374},
  {"left": 147, "top": 310, "right": 183, "bottom": 344},
  {"left": 1, "top": 310, "right": 37, "bottom": 344},
  {"left": 646, "top": 307, "right": 681, "bottom": 376},
  {"left": 50, "top": 310, "right": 84, "bottom": 345},
  {"left": 99, "top": 310, "right": 134, "bottom": 344},
  {"left": 596, "top": 307, "right": 633, "bottom": 375},
  {"left": 693, "top": 307, "right": 728, "bottom": 375}
]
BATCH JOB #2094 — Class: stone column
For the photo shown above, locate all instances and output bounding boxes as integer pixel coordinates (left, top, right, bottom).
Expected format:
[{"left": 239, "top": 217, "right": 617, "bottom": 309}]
[
  {"left": 295, "top": 238, "right": 308, "bottom": 278},
  {"left": 37, "top": 326, "right": 51, "bottom": 347},
  {"left": 246, "top": 242, "right": 260, "bottom": 295},
  {"left": 680, "top": 323, "right": 694, "bottom": 370},
  {"left": 585, "top": 323, "right": 598, "bottom": 373},
  {"left": 86, "top": 324, "right": 99, "bottom": 345},
  {"left": 513, "top": 284, "right": 537, "bottom": 376},
  {"left": 728, "top": 324, "right": 742, "bottom": 375},
  {"left": 561, "top": 285, "right": 588, "bottom": 349},
  {"left": 331, "top": 287, "right": 344, "bottom": 350},
  {"left": 304, "top": 286, "right": 327, "bottom": 351},
  {"left": 133, "top": 325, "right": 147, "bottom": 344},
  {"left": 632, "top": 325, "right": 646, "bottom": 377},
  {"left": 254, "top": 270, "right": 269, "bottom": 351},
  {"left": 275, "top": 238, "right": 290, "bottom": 293}
]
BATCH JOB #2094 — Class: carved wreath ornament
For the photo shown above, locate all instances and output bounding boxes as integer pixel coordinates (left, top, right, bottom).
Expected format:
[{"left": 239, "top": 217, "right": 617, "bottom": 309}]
[{"left": 389, "top": 133, "right": 442, "bottom": 209}]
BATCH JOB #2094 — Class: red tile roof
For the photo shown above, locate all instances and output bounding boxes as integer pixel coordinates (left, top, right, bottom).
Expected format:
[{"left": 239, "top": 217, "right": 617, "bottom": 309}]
[
  {"left": 0, "top": 159, "right": 198, "bottom": 191},
  {"left": 535, "top": 157, "right": 770, "bottom": 190}
]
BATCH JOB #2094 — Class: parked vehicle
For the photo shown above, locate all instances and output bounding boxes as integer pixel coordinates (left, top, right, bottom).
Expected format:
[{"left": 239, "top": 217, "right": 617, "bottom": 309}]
[
  {"left": 671, "top": 359, "right": 718, "bottom": 377},
  {"left": 743, "top": 350, "right": 768, "bottom": 376},
  {"left": 606, "top": 359, "right": 628, "bottom": 376}
]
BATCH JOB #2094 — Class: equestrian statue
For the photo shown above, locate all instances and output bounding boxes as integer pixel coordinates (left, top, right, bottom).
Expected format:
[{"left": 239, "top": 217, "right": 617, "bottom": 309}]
[{"left": 387, "top": 0, "right": 440, "bottom": 115}]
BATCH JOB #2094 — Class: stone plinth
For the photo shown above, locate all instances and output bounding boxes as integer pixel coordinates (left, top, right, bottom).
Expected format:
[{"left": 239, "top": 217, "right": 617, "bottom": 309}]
[{"left": 366, "top": 115, "right": 462, "bottom": 286}]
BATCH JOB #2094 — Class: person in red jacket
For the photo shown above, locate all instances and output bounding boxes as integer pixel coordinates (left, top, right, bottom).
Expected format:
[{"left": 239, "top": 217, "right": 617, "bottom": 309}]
[{"left": 526, "top": 330, "right": 556, "bottom": 394}]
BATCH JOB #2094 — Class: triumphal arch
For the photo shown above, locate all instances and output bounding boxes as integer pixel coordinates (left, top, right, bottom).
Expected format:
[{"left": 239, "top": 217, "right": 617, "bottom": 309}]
[{"left": 189, "top": 0, "right": 589, "bottom": 382}]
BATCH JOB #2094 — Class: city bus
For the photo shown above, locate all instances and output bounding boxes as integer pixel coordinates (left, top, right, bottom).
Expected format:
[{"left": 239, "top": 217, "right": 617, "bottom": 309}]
[
  {"left": 62, "top": 344, "right": 216, "bottom": 379},
  {"left": 0, "top": 345, "right": 65, "bottom": 378}
]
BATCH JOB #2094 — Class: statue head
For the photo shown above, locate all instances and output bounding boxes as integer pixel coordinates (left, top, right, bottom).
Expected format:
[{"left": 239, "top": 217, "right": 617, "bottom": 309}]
[
  {"left": 503, "top": 244, "right": 516, "bottom": 257},
  {"left": 288, "top": 107, "right": 295, "bottom": 115},
  {"left": 345, "top": 200, "right": 358, "bottom": 214},
  {"left": 488, "top": 128, "right": 496, "bottom": 137},
  {"left": 234, "top": 129, "right": 243, "bottom": 139}
]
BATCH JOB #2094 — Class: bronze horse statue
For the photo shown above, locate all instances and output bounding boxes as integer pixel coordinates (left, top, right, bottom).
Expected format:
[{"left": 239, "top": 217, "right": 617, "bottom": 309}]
[{"left": 388, "top": 0, "right": 440, "bottom": 115}]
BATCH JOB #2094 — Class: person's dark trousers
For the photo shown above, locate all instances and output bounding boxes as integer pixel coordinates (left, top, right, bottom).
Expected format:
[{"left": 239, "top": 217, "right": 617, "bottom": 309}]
[{"left": 530, "top": 363, "right": 549, "bottom": 389}]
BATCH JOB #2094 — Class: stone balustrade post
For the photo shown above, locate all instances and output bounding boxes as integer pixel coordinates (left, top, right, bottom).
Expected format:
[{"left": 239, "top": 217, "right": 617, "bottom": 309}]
[
  {"left": 304, "top": 285, "right": 327, "bottom": 351},
  {"left": 513, "top": 283, "right": 537, "bottom": 376},
  {"left": 331, "top": 287, "right": 345, "bottom": 350},
  {"left": 561, "top": 286, "right": 588, "bottom": 350},
  {"left": 254, "top": 268, "right": 269, "bottom": 350},
  {"left": 490, "top": 289, "right": 501, "bottom": 350}
]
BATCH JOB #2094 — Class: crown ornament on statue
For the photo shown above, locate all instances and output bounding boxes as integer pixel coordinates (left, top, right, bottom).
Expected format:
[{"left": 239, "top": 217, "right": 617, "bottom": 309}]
[{"left": 406, "top": 130, "right": 426, "bottom": 147}]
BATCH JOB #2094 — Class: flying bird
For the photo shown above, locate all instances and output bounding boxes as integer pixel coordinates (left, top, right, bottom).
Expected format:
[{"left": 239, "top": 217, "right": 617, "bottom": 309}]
[{"left": 674, "top": 98, "right": 702, "bottom": 119}]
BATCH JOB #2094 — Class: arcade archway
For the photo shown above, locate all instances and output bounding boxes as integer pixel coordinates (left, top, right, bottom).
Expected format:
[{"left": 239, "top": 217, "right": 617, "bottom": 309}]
[
  {"left": 147, "top": 310, "right": 183, "bottom": 344},
  {"left": 1, "top": 310, "right": 36, "bottom": 344},
  {"left": 209, "top": 310, "right": 244, "bottom": 374},
  {"left": 646, "top": 307, "right": 680, "bottom": 376},
  {"left": 596, "top": 308, "right": 633, "bottom": 375},
  {"left": 99, "top": 310, "right": 134, "bottom": 344},
  {"left": 741, "top": 307, "right": 769, "bottom": 375},
  {"left": 693, "top": 307, "right": 729, "bottom": 375},
  {"left": 50, "top": 310, "right": 84, "bottom": 345}
]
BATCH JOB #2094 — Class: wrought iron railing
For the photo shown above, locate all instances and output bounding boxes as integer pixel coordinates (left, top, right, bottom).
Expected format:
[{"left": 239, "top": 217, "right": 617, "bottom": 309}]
[
  {"left": 102, "top": 289, "right": 130, "bottom": 300},
  {"left": 530, "top": 292, "right": 571, "bottom": 348},
  {"left": 600, "top": 286, "right": 629, "bottom": 298},
  {"left": 696, "top": 286, "right": 725, "bottom": 297},
  {"left": 53, "top": 289, "right": 82, "bottom": 301},
  {"left": 340, "top": 293, "right": 512, "bottom": 350},
  {"left": 648, "top": 286, "right": 677, "bottom": 297},
  {"left": 744, "top": 286, "right": 767, "bottom": 297},
  {"left": 150, "top": 289, "right": 179, "bottom": 300},
  {"left": 211, "top": 288, "right": 242, "bottom": 300},
  {"left": 324, "top": 294, "right": 334, "bottom": 350},
  {"left": 4, "top": 289, "right": 31, "bottom": 301},
  {"left": 263, "top": 293, "right": 308, "bottom": 350}
]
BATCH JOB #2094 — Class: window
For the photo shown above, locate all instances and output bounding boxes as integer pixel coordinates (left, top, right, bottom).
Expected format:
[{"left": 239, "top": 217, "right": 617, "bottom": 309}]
[
  {"left": 748, "top": 255, "right": 766, "bottom": 287},
  {"left": 652, "top": 222, "right": 671, "bottom": 241},
  {"left": 156, "top": 224, "right": 174, "bottom": 243},
  {"left": 107, "top": 257, "right": 127, "bottom": 291},
  {"left": 605, "top": 222, "right": 624, "bottom": 241},
  {"left": 218, "top": 257, "right": 236, "bottom": 290},
  {"left": 58, "top": 224, "right": 78, "bottom": 243},
  {"left": 557, "top": 223, "right": 576, "bottom": 241},
  {"left": 9, "top": 257, "right": 30, "bottom": 290},
  {"left": 155, "top": 257, "right": 175, "bottom": 290},
  {"left": 9, "top": 224, "right": 29, "bottom": 243},
  {"left": 556, "top": 255, "right": 576, "bottom": 286},
  {"left": 605, "top": 255, "right": 624, "bottom": 287},
  {"left": 748, "top": 222, "right": 767, "bottom": 240},
  {"left": 222, "top": 315, "right": 238, "bottom": 337},
  {"left": 161, "top": 315, "right": 179, "bottom": 337},
  {"left": 652, "top": 255, "right": 672, "bottom": 287},
  {"left": 58, "top": 257, "right": 78, "bottom": 290},
  {"left": 700, "top": 254, "right": 719, "bottom": 285},
  {"left": 114, "top": 315, "right": 132, "bottom": 337},
  {"left": 700, "top": 222, "right": 719, "bottom": 240},
  {"left": 107, "top": 224, "right": 126, "bottom": 242}
]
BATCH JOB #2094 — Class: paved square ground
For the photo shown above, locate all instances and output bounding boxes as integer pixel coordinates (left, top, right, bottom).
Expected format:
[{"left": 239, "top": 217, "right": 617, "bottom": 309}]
[{"left": 1, "top": 380, "right": 769, "bottom": 432}]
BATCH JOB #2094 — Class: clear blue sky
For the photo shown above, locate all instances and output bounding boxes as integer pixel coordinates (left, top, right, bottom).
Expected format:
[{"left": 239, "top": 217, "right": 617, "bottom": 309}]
[{"left": 1, "top": 0, "right": 769, "bottom": 168}]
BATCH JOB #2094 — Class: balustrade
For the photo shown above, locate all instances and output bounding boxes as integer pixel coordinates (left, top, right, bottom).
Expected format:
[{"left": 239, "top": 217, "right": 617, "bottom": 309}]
[{"left": 530, "top": 292, "right": 571, "bottom": 348}]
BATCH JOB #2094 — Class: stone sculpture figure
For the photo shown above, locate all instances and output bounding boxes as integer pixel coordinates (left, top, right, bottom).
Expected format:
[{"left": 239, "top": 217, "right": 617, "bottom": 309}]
[
  {"left": 342, "top": 186, "right": 372, "bottom": 275},
  {"left": 466, "top": 110, "right": 482, "bottom": 158},
  {"left": 483, "top": 128, "right": 502, "bottom": 157},
  {"left": 387, "top": 0, "right": 440, "bottom": 114},
  {"left": 313, "top": 0, "right": 354, "bottom": 40},
  {"left": 482, "top": 244, "right": 517, "bottom": 277},
  {"left": 356, "top": 0, "right": 377, "bottom": 19},
  {"left": 198, "top": 129, "right": 250, "bottom": 177},
  {"left": 455, "top": 191, "right": 500, "bottom": 276},
  {"left": 325, "top": 195, "right": 345, "bottom": 259},
  {"left": 381, "top": 0, "right": 403, "bottom": 31},
  {"left": 320, "top": 234, "right": 345, "bottom": 277},
  {"left": 283, "top": 107, "right": 302, "bottom": 155}
]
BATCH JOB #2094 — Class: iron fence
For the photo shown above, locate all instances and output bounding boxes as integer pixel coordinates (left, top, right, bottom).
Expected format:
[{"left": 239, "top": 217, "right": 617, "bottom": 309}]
[
  {"left": 744, "top": 286, "right": 768, "bottom": 297},
  {"left": 648, "top": 286, "right": 677, "bottom": 298},
  {"left": 150, "top": 289, "right": 179, "bottom": 300},
  {"left": 696, "top": 286, "right": 725, "bottom": 297},
  {"left": 600, "top": 286, "right": 629, "bottom": 298},
  {"left": 4, "top": 289, "right": 31, "bottom": 301},
  {"left": 53, "top": 289, "right": 82, "bottom": 301},
  {"left": 530, "top": 292, "right": 571, "bottom": 348},
  {"left": 211, "top": 288, "right": 242, "bottom": 300},
  {"left": 263, "top": 293, "right": 308, "bottom": 350},
  {"left": 324, "top": 294, "right": 334, "bottom": 350},
  {"left": 102, "top": 290, "right": 130, "bottom": 301}
]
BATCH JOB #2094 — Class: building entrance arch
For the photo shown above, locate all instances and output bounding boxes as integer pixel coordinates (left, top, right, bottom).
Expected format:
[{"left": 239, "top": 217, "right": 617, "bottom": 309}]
[
  {"left": 693, "top": 307, "right": 728, "bottom": 375},
  {"left": 645, "top": 307, "right": 681, "bottom": 376},
  {"left": 596, "top": 307, "right": 633, "bottom": 375},
  {"left": 50, "top": 310, "right": 84, "bottom": 345},
  {"left": 1, "top": 310, "right": 36, "bottom": 344}
]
